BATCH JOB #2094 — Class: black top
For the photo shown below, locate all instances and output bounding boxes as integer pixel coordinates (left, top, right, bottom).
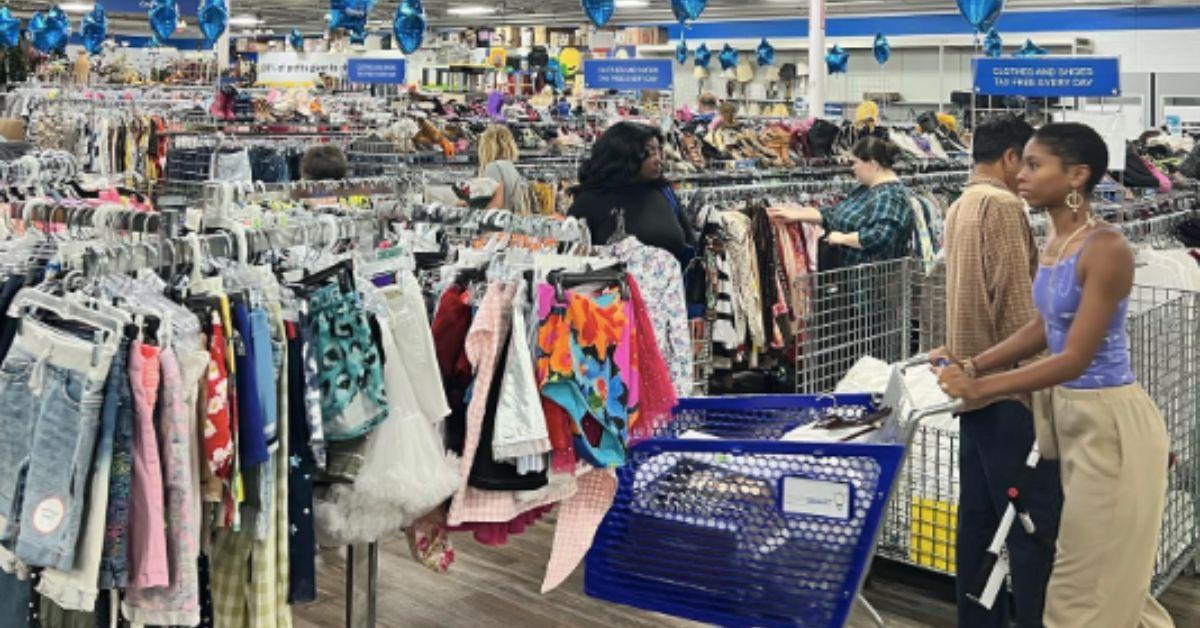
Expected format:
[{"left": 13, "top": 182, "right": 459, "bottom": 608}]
[{"left": 568, "top": 181, "right": 694, "bottom": 264}]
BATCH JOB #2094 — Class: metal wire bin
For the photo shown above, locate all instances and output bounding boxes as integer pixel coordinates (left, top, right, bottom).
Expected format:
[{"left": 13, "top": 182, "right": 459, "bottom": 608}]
[{"left": 793, "top": 257, "right": 1200, "bottom": 596}]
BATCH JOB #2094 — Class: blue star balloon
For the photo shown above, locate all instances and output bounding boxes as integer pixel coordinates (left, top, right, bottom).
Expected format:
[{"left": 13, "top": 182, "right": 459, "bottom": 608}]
[
  {"left": 330, "top": 0, "right": 374, "bottom": 41},
  {"left": 675, "top": 38, "right": 689, "bottom": 65},
  {"left": 393, "top": 0, "right": 425, "bottom": 54},
  {"left": 873, "top": 33, "right": 890, "bottom": 65},
  {"left": 983, "top": 28, "right": 1002, "bottom": 58},
  {"left": 957, "top": 0, "right": 1005, "bottom": 33},
  {"left": 671, "top": 0, "right": 707, "bottom": 23},
  {"left": 756, "top": 38, "right": 774, "bottom": 67},
  {"left": 198, "top": 0, "right": 227, "bottom": 49},
  {"left": 826, "top": 44, "right": 849, "bottom": 75},
  {"left": 148, "top": 0, "right": 178, "bottom": 44},
  {"left": 30, "top": 6, "right": 70, "bottom": 54},
  {"left": 718, "top": 43, "right": 737, "bottom": 71},
  {"left": 81, "top": 4, "right": 107, "bottom": 56},
  {"left": 580, "top": 0, "right": 614, "bottom": 27},
  {"left": 1014, "top": 38, "right": 1047, "bottom": 57},
  {"left": 290, "top": 29, "right": 304, "bottom": 52},
  {"left": 0, "top": 8, "right": 19, "bottom": 49},
  {"left": 694, "top": 43, "right": 711, "bottom": 68}
]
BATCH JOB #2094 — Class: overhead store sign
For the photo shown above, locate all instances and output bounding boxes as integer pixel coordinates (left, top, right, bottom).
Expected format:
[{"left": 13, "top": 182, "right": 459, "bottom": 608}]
[
  {"left": 257, "top": 52, "right": 348, "bottom": 87},
  {"left": 973, "top": 56, "right": 1121, "bottom": 97},
  {"left": 583, "top": 59, "right": 673, "bottom": 91},
  {"left": 347, "top": 58, "right": 406, "bottom": 84}
]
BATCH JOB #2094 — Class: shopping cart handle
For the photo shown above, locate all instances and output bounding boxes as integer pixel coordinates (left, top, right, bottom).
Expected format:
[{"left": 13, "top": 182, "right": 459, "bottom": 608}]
[{"left": 909, "top": 400, "right": 966, "bottom": 422}]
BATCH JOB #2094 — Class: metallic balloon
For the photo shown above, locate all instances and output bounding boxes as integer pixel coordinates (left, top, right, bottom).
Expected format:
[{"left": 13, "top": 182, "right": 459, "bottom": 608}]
[
  {"left": 580, "top": 0, "right": 614, "bottom": 27},
  {"left": 393, "top": 0, "right": 425, "bottom": 54},
  {"left": 30, "top": 6, "right": 71, "bottom": 54},
  {"left": 873, "top": 32, "right": 890, "bottom": 65},
  {"left": 826, "top": 44, "right": 849, "bottom": 75},
  {"left": 198, "top": 0, "right": 228, "bottom": 49},
  {"left": 671, "top": 0, "right": 707, "bottom": 23},
  {"left": 694, "top": 43, "right": 711, "bottom": 68},
  {"left": 148, "top": 0, "right": 178, "bottom": 44},
  {"left": 82, "top": 4, "right": 107, "bottom": 56},
  {"left": 983, "top": 28, "right": 1002, "bottom": 58},
  {"left": 1014, "top": 38, "right": 1047, "bottom": 57},
  {"left": 956, "top": 0, "right": 1005, "bottom": 33},
  {"left": 330, "top": 0, "right": 374, "bottom": 41},
  {"left": 718, "top": 43, "right": 737, "bottom": 71},
  {"left": 290, "top": 29, "right": 304, "bottom": 52},
  {"left": 0, "top": 8, "right": 19, "bottom": 49},
  {"left": 756, "top": 38, "right": 774, "bottom": 67},
  {"left": 675, "top": 38, "right": 689, "bottom": 65}
]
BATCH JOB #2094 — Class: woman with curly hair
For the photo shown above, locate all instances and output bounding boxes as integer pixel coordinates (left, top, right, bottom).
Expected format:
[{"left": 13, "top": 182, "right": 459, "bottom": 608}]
[{"left": 568, "top": 121, "right": 694, "bottom": 264}]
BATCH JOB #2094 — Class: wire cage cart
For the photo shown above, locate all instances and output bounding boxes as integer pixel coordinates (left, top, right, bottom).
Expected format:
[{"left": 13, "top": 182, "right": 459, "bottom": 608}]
[
  {"left": 794, "top": 257, "right": 1200, "bottom": 597},
  {"left": 585, "top": 360, "right": 960, "bottom": 628}
]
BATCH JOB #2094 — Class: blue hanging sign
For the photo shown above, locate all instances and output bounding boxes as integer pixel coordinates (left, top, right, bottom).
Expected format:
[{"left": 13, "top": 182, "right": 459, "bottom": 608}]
[
  {"left": 583, "top": 59, "right": 673, "bottom": 90},
  {"left": 347, "top": 58, "right": 406, "bottom": 84},
  {"left": 973, "top": 56, "right": 1120, "bottom": 97}
]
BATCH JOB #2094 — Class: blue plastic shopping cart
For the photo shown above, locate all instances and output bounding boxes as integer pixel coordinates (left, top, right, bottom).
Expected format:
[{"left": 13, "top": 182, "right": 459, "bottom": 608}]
[{"left": 585, "top": 357, "right": 958, "bottom": 628}]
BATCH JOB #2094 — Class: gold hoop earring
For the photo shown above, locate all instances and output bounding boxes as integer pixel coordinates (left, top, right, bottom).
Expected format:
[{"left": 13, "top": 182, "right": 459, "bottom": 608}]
[{"left": 1065, "top": 189, "right": 1084, "bottom": 216}]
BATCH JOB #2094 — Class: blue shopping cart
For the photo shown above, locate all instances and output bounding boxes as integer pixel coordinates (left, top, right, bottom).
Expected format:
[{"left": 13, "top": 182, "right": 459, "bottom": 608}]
[{"left": 585, "top": 356, "right": 959, "bottom": 628}]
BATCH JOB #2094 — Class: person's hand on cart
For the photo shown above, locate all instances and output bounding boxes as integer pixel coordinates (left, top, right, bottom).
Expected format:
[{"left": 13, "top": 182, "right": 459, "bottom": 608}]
[{"left": 934, "top": 361, "right": 983, "bottom": 403}]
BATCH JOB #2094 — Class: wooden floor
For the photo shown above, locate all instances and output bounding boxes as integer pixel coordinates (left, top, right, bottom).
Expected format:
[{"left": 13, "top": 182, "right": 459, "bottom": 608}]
[{"left": 294, "top": 519, "right": 1199, "bottom": 628}]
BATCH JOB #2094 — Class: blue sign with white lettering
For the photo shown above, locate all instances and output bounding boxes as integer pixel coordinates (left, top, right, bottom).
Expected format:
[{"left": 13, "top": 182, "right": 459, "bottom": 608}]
[
  {"left": 347, "top": 58, "right": 406, "bottom": 84},
  {"left": 583, "top": 59, "right": 673, "bottom": 90},
  {"left": 973, "top": 56, "right": 1120, "bottom": 97}
]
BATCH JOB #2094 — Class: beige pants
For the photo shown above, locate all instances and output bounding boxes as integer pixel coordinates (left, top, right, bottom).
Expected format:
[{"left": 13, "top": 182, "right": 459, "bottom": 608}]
[{"left": 1032, "top": 384, "right": 1175, "bottom": 628}]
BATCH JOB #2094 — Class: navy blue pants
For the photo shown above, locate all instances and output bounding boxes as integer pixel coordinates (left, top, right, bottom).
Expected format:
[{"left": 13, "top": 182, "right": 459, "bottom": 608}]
[{"left": 957, "top": 400, "right": 1063, "bottom": 628}]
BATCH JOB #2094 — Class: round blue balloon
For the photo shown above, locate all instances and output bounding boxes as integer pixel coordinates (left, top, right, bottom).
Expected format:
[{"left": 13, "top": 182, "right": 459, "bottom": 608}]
[
  {"left": 671, "top": 0, "right": 707, "bottom": 23},
  {"left": 694, "top": 43, "right": 711, "bottom": 68},
  {"left": 290, "top": 29, "right": 304, "bottom": 52},
  {"left": 756, "top": 38, "right": 774, "bottom": 67},
  {"left": 198, "top": 0, "right": 228, "bottom": 49},
  {"left": 1014, "top": 38, "right": 1047, "bottom": 57},
  {"left": 983, "top": 28, "right": 1002, "bottom": 58},
  {"left": 873, "top": 33, "right": 890, "bottom": 65},
  {"left": 580, "top": 0, "right": 614, "bottom": 27},
  {"left": 675, "top": 39, "right": 689, "bottom": 65},
  {"left": 82, "top": 4, "right": 107, "bottom": 56},
  {"left": 826, "top": 44, "right": 849, "bottom": 75},
  {"left": 718, "top": 43, "right": 737, "bottom": 71},
  {"left": 31, "top": 6, "right": 71, "bottom": 54},
  {"left": 957, "top": 0, "right": 1005, "bottom": 33},
  {"left": 148, "top": 0, "right": 178, "bottom": 44},
  {"left": 0, "top": 8, "right": 19, "bottom": 49},
  {"left": 393, "top": 0, "right": 425, "bottom": 54}
]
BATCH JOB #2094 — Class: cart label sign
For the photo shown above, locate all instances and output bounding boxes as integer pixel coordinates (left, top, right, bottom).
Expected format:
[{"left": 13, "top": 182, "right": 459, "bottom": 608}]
[
  {"left": 973, "top": 56, "right": 1120, "bottom": 97},
  {"left": 583, "top": 59, "right": 673, "bottom": 91},
  {"left": 781, "top": 477, "right": 851, "bottom": 519}
]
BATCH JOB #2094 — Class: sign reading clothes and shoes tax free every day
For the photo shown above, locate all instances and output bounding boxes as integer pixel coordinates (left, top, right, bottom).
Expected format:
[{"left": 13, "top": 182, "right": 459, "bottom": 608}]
[
  {"left": 583, "top": 59, "right": 674, "bottom": 91},
  {"left": 973, "top": 56, "right": 1121, "bottom": 98}
]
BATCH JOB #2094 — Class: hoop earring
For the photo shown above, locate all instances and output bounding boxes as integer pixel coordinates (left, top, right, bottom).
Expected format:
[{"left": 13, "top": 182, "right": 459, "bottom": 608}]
[{"left": 1065, "top": 189, "right": 1084, "bottom": 216}]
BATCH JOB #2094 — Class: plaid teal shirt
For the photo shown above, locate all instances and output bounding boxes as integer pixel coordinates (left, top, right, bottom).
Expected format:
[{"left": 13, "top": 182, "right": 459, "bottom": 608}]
[{"left": 820, "top": 180, "right": 915, "bottom": 267}]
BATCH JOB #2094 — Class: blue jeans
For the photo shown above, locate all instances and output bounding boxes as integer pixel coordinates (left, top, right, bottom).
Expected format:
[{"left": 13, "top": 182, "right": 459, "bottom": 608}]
[
  {"left": 957, "top": 400, "right": 1063, "bottom": 628},
  {"left": 0, "top": 319, "right": 116, "bottom": 570},
  {"left": 98, "top": 337, "right": 134, "bottom": 589}
]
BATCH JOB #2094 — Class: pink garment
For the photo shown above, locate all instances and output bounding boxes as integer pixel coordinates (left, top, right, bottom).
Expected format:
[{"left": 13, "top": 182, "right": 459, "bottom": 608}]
[
  {"left": 449, "top": 505, "right": 554, "bottom": 546},
  {"left": 542, "top": 469, "right": 617, "bottom": 593},
  {"left": 626, "top": 276, "right": 678, "bottom": 445},
  {"left": 1144, "top": 157, "right": 1173, "bottom": 193},
  {"left": 127, "top": 341, "right": 169, "bottom": 589},
  {"left": 124, "top": 348, "right": 201, "bottom": 625}
]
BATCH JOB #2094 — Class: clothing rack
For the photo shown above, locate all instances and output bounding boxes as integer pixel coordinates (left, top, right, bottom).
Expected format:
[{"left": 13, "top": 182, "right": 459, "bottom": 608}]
[
  {"left": 383, "top": 201, "right": 590, "bottom": 244},
  {"left": 678, "top": 169, "right": 969, "bottom": 200}
]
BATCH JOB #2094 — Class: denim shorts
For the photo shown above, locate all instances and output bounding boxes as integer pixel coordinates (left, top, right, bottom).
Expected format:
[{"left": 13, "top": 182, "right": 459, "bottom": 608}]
[{"left": 0, "top": 319, "right": 115, "bottom": 570}]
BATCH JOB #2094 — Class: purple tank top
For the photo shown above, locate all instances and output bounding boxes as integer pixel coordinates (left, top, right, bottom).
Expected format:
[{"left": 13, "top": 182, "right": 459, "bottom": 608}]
[{"left": 1031, "top": 228, "right": 1135, "bottom": 390}]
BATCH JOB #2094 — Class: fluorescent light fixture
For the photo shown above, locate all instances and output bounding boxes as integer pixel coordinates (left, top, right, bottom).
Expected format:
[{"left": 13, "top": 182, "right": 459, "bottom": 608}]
[
  {"left": 59, "top": 2, "right": 94, "bottom": 13},
  {"left": 229, "top": 14, "right": 264, "bottom": 27},
  {"left": 446, "top": 5, "right": 497, "bottom": 16},
  {"left": 615, "top": 0, "right": 649, "bottom": 7}
]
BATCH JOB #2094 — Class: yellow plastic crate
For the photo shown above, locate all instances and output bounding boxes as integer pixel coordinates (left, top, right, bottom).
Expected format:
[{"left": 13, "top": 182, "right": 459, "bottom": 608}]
[{"left": 909, "top": 498, "right": 958, "bottom": 573}]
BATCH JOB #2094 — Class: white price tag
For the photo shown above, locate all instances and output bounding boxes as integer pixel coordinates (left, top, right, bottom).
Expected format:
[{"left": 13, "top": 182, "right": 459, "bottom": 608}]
[{"left": 781, "top": 477, "right": 851, "bottom": 519}]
